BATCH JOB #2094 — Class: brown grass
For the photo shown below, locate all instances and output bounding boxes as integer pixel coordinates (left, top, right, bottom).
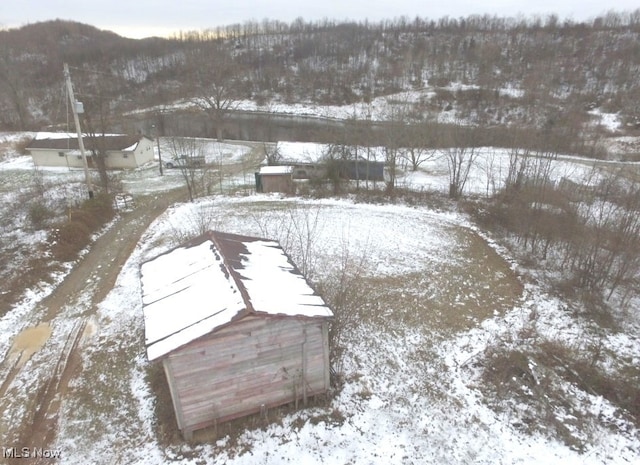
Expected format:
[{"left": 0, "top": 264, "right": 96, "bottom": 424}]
[
  {"left": 480, "top": 339, "right": 640, "bottom": 452},
  {"left": 0, "top": 247, "right": 64, "bottom": 316},
  {"left": 49, "top": 193, "right": 115, "bottom": 261},
  {"left": 359, "top": 228, "right": 522, "bottom": 335}
]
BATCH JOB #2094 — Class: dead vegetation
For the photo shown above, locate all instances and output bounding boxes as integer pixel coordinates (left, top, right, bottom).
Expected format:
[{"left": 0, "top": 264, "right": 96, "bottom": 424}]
[
  {"left": 468, "top": 164, "right": 640, "bottom": 312},
  {"left": 478, "top": 336, "right": 640, "bottom": 452},
  {"left": 47, "top": 193, "right": 116, "bottom": 261}
]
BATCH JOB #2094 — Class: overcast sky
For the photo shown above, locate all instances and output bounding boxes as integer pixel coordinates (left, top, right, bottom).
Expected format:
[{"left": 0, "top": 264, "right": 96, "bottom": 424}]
[{"left": 2, "top": 1, "right": 639, "bottom": 38}]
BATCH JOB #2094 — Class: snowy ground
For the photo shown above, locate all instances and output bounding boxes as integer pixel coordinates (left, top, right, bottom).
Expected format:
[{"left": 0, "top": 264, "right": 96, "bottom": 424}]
[
  {"left": 1, "top": 136, "right": 639, "bottom": 464},
  {"left": 275, "top": 141, "right": 628, "bottom": 197},
  {"left": 45, "top": 195, "right": 639, "bottom": 465}
]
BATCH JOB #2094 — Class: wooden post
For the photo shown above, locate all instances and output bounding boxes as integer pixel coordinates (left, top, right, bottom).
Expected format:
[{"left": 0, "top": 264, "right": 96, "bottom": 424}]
[
  {"left": 302, "top": 328, "right": 308, "bottom": 406},
  {"left": 322, "top": 321, "right": 330, "bottom": 390}
]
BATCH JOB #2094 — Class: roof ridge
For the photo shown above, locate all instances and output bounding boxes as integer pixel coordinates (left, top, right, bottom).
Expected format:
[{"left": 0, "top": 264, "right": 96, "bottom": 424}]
[{"left": 208, "top": 231, "right": 255, "bottom": 317}]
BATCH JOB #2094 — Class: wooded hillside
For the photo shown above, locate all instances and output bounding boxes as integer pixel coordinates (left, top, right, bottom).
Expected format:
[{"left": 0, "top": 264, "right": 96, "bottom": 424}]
[{"left": 1, "top": 13, "right": 639, "bottom": 138}]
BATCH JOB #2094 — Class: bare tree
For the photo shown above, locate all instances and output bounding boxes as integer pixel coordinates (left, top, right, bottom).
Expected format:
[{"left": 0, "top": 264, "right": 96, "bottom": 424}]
[
  {"left": 504, "top": 145, "right": 533, "bottom": 192},
  {"left": 166, "top": 137, "right": 208, "bottom": 202},
  {"left": 0, "top": 52, "right": 30, "bottom": 130},
  {"left": 264, "top": 141, "right": 282, "bottom": 166},
  {"left": 380, "top": 102, "right": 411, "bottom": 194},
  {"left": 320, "top": 142, "right": 350, "bottom": 195},
  {"left": 401, "top": 122, "right": 439, "bottom": 172},
  {"left": 251, "top": 203, "right": 324, "bottom": 280},
  {"left": 189, "top": 46, "right": 242, "bottom": 141},
  {"left": 82, "top": 104, "right": 113, "bottom": 194},
  {"left": 167, "top": 203, "right": 222, "bottom": 245},
  {"left": 383, "top": 142, "right": 401, "bottom": 194},
  {"left": 479, "top": 148, "right": 500, "bottom": 198},
  {"left": 443, "top": 122, "right": 479, "bottom": 198},
  {"left": 561, "top": 168, "right": 640, "bottom": 300},
  {"left": 317, "top": 235, "right": 370, "bottom": 382}
]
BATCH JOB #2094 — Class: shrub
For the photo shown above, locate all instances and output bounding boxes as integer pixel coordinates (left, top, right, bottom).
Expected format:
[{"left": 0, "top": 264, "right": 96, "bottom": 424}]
[
  {"left": 82, "top": 193, "right": 115, "bottom": 227},
  {"left": 68, "top": 193, "right": 116, "bottom": 233},
  {"left": 48, "top": 193, "right": 115, "bottom": 261},
  {"left": 14, "top": 136, "right": 33, "bottom": 155},
  {"left": 50, "top": 220, "right": 91, "bottom": 261},
  {"left": 28, "top": 201, "right": 53, "bottom": 230},
  {"left": 69, "top": 209, "right": 101, "bottom": 232}
]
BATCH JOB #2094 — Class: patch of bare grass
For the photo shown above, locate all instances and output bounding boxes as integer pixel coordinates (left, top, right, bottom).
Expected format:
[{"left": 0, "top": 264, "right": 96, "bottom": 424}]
[
  {"left": 358, "top": 229, "right": 522, "bottom": 335},
  {"left": 478, "top": 338, "right": 640, "bottom": 452}
]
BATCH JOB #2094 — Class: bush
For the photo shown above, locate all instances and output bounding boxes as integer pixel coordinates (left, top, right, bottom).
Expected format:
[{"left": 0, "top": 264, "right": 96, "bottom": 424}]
[
  {"left": 69, "top": 209, "right": 101, "bottom": 232},
  {"left": 14, "top": 136, "right": 33, "bottom": 155},
  {"left": 68, "top": 193, "right": 116, "bottom": 232},
  {"left": 48, "top": 193, "right": 115, "bottom": 261},
  {"left": 50, "top": 220, "right": 91, "bottom": 261},
  {"left": 81, "top": 193, "right": 115, "bottom": 227},
  {"left": 28, "top": 201, "right": 53, "bottom": 230}
]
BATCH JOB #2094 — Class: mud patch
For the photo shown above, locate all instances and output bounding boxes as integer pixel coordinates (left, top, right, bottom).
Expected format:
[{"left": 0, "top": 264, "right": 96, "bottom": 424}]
[{"left": 8, "top": 322, "right": 52, "bottom": 368}]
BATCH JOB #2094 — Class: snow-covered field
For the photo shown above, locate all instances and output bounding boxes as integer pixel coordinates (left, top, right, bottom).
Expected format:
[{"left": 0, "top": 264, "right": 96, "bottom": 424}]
[
  {"left": 1, "top": 135, "right": 639, "bottom": 464},
  {"left": 275, "top": 141, "right": 621, "bottom": 197},
  {"left": 48, "top": 195, "right": 639, "bottom": 464}
]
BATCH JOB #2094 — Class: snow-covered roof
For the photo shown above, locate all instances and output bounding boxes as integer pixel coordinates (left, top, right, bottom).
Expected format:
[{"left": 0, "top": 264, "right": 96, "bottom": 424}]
[
  {"left": 27, "top": 133, "right": 148, "bottom": 152},
  {"left": 259, "top": 165, "right": 294, "bottom": 175},
  {"left": 140, "top": 231, "right": 332, "bottom": 361}
]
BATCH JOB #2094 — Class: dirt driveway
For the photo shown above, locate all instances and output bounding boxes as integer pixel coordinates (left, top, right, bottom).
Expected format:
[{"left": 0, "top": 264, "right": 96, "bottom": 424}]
[
  {"left": 0, "top": 186, "right": 186, "bottom": 463},
  {"left": 0, "top": 141, "right": 264, "bottom": 463}
]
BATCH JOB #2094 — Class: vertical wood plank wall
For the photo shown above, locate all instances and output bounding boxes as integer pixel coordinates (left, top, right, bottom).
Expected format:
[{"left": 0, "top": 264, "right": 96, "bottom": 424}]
[{"left": 164, "top": 314, "right": 330, "bottom": 434}]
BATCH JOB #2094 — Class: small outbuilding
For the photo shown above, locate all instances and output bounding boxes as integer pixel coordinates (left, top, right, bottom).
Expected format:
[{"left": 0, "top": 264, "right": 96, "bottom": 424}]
[
  {"left": 140, "top": 231, "right": 333, "bottom": 439},
  {"left": 255, "top": 165, "right": 295, "bottom": 194},
  {"left": 337, "top": 159, "right": 386, "bottom": 182},
  {"left": 26, "top": 133, "right": 154, "bottom": 169}
]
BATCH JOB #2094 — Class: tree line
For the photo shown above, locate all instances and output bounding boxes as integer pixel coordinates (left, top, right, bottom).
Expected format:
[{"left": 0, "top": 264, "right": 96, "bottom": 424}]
[{"left": 1, "top": 11, "right": 639, "bottom": 137}]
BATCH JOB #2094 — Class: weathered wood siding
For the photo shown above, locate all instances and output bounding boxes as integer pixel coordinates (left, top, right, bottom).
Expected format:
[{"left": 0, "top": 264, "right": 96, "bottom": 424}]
[
  {"left": 163, "top": 314, "right": 330, "bottom": 434},
  {"left": 261, "top": 173, "right": 294, "bottom": 194}
]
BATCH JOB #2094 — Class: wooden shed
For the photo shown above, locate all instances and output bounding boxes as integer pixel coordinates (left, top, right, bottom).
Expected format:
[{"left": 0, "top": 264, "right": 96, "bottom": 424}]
[
  {"left": 255, "top": 165, "right": 295, "bottom": 194},
  {"left": 140, "top": 231, "right": 333, "bottom": 439}
]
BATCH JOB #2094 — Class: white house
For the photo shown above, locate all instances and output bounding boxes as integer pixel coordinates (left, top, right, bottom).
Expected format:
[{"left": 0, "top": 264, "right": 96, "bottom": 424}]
[{"left": 26, "top": 133, "right": 155, "bottom": 169}]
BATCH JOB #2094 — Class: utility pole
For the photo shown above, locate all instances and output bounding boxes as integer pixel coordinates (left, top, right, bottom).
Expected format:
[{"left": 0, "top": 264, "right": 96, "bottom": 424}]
[
  {"left": 63, "top": 63, "right": 94, "bottom": 199},
  {"left": 152, "top": 123, "right": 164, "bottom": 176},
  {"left": 157, "top": 135, "right": 163, "bottom": 176}
]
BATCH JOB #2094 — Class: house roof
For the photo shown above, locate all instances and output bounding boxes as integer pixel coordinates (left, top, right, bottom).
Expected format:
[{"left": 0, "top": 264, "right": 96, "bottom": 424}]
[
  {"left": 140, "top": 231, "right": 333, "bottom": 361},
  {"left": 259, "top": 165, "right": 294, "bottom": 175},
  {"left": 27, "top": 133, "right": 148, "bottom": 152}
]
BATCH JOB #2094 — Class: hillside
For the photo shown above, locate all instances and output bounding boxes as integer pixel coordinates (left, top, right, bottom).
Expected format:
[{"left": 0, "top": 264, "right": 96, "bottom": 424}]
[{"left": 1, "top": 13, "right": 639, "bottom": 151}]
